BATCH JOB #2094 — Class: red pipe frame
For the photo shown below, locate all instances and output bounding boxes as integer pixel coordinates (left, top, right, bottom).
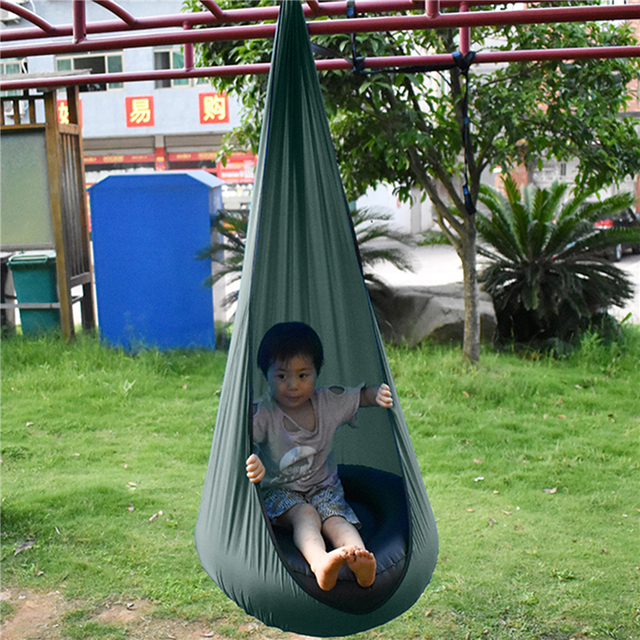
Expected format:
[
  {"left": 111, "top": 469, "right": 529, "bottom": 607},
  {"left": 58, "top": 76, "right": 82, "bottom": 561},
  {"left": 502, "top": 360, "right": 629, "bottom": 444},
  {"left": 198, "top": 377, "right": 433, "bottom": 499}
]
[
  {"left": 1, "top": 0, "right": 639, "bottom": 90},
  {"left": 1, "top": 0, "right": 514, "bottom": 40},
  {"left": 2, "top": 1, "right": 638, "bottom": 42}
]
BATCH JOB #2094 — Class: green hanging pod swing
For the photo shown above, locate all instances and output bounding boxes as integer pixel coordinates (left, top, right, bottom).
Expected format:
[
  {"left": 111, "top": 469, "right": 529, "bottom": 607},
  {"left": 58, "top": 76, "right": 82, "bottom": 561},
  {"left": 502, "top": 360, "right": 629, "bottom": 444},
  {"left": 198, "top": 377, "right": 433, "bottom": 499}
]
[{"left": 194, "top": 2, "right": 438, "bottom": 636}]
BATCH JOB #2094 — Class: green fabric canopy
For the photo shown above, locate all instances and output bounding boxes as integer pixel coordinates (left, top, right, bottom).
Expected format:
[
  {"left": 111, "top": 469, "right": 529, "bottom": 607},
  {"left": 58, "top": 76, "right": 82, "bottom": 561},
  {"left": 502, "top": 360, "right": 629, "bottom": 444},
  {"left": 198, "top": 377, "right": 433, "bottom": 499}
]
[{"left": 194, "top": 2, "right": 438, "bottom": 635}]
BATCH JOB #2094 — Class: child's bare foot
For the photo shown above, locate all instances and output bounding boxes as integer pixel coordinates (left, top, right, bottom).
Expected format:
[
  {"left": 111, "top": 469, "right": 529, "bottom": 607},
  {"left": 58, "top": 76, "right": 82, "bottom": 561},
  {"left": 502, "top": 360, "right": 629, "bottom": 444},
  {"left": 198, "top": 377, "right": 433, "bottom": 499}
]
[
  {"left": 345, "top": 547, "right": 376, "bottom": 588},
  {"left": 311, "top": 547, "right": 352, "bottom": 591}
]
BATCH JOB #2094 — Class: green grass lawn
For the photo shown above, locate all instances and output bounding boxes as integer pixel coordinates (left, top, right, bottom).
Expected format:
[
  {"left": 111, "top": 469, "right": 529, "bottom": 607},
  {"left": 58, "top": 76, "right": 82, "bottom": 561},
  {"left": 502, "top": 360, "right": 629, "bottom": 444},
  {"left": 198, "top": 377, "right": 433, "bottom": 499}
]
[{"left": 1, "top": 329, "right": 638, "bottom": 640}]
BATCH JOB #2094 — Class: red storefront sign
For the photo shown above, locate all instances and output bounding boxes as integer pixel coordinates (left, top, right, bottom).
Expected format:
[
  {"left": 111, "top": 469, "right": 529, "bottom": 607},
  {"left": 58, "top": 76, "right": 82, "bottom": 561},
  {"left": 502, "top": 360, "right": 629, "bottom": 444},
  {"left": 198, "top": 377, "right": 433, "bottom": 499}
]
[
  {"left": 167, "top": 151, "right": 217, "bottom": 162},
  {"left": 199, "top": 92, "right": 229, "bottom": 124},
  {"left": 125, "top": 96, "right": 154, "bottom": 127},
  {"left": 216, "top": 152, "right": 256, "bottom": 183},
  {"left": 85, "top": 153, "right": 155, "bottom": 165}
]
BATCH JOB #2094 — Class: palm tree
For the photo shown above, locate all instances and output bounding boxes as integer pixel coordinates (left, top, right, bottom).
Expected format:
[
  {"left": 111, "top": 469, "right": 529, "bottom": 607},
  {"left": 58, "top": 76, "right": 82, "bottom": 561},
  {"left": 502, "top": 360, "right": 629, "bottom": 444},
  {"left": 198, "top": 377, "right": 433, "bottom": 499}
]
[
  {"left": 351, "top": 207, "right": 414, "bottom": 290},
  {"left": 199, "top": 206, "right": 414, "bottom": 309},
  {"left": 476, "top": 176, "right": 638, "bottom": 347},
  {"left": 198, "top": 208, "right": 248, "bottom": 309}
]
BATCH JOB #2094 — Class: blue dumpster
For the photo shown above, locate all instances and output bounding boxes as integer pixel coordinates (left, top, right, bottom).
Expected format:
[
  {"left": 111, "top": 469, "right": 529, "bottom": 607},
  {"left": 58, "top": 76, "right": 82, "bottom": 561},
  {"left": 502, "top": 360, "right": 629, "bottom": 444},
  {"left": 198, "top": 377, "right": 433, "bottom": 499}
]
[{"left": 89, "top": 171, "right": 223, "bottom": 351}]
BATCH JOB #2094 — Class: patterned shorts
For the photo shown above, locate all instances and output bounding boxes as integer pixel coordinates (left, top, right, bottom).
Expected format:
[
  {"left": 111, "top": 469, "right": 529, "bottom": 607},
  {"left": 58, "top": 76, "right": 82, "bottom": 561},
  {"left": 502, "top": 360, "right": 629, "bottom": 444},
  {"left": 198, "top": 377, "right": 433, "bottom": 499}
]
[{"left": 263, "top": 478, "right": 361, "bottom": 528}]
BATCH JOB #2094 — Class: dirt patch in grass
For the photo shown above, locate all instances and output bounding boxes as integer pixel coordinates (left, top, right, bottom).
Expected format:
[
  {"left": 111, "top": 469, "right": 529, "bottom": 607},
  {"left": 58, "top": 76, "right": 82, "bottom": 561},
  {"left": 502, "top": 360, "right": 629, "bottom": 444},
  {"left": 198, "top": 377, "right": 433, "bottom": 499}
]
[
  {"left": 0, "top": 588, "right": 72, "bottom": 640},
  {"left": 0, "top": 588, "right": 320, "bottom": 640}
]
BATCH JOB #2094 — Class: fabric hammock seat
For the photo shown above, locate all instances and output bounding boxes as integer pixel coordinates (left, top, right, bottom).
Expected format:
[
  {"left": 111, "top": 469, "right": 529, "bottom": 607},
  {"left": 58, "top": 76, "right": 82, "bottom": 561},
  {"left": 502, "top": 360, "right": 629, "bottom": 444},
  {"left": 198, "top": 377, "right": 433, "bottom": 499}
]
[{"left": 194, "top": 2, "right": 438, "bottom": 636}]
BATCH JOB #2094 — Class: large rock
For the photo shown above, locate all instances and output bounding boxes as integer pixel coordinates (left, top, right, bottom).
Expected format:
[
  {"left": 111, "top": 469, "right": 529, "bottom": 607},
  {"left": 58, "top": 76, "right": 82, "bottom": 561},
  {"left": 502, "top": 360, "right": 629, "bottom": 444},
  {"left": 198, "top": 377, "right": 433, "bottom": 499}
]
[{"left": 370, "top": 283, "right": 497, "bottom": 346}]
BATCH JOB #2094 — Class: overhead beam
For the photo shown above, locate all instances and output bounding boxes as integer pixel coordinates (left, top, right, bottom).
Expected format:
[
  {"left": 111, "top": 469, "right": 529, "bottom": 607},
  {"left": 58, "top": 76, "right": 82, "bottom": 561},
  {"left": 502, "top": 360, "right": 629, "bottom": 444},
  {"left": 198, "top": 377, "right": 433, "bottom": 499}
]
[
  {"left": 1, "top": 0, "right": 639, "bottom": 90},
  {"left": 3, "top": 46, "right": 640, "bottom": 92},
  {"left": 2, "top": 3, "right": 639, "bottom": 61}
]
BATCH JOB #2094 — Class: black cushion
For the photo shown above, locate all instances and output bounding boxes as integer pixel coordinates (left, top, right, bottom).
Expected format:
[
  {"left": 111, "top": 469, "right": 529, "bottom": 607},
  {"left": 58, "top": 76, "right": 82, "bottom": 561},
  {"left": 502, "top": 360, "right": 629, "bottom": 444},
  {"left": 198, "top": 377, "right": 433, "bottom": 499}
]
[{"left": 269, "top": 465, "right": 410, "bottom": 614}]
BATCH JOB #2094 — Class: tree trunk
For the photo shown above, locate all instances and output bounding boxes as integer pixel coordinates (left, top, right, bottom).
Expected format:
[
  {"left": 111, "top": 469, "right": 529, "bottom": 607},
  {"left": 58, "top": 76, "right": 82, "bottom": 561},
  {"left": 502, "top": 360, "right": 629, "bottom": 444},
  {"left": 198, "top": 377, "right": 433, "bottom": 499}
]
[{"left": 407, "top": 149, "right": 481, "bottom": 362}]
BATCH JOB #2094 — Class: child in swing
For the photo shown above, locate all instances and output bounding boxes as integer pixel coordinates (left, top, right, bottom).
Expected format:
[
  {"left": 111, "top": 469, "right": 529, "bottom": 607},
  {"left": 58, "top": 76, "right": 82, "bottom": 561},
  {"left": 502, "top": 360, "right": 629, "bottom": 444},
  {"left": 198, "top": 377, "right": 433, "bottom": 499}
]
[{"left": 246, "top": 321, "right": 393, "bottom": 592}]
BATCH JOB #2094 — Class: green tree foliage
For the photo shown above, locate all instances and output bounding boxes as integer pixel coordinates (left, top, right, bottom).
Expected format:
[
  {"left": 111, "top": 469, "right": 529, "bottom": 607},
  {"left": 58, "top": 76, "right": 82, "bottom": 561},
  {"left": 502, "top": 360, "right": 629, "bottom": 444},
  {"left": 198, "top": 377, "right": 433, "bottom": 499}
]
[
  {"left": 477, "top": 176, "right": 638, "bottom": 348},
  {"left": 184, "top": 0, "right": 640, "bottom": 360}
]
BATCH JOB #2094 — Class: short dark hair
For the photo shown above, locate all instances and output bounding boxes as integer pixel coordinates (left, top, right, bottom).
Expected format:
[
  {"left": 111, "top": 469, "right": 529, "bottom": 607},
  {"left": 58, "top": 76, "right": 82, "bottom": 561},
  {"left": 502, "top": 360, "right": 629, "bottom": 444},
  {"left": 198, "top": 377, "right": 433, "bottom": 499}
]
[{"left": 257, "top": 322, "right": 324, "bottom": 377}]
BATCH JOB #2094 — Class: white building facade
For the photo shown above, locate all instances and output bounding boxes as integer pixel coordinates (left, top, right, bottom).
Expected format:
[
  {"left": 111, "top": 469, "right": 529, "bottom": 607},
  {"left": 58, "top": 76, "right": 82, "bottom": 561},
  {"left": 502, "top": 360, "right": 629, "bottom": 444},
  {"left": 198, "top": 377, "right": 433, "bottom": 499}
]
[{"left": 1, "top": 0, "right": 254, "bottom": 212}]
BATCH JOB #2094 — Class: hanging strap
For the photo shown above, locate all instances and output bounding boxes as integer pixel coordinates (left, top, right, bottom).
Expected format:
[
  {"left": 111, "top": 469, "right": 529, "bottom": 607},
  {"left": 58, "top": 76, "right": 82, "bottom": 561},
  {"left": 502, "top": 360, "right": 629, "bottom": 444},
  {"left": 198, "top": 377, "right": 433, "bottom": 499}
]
[
  {"left": 347, "top": 0, "right": 366, "bottom": 74},
  {"left": 454, "top": 51, "right": 477, "bottom": 217}
]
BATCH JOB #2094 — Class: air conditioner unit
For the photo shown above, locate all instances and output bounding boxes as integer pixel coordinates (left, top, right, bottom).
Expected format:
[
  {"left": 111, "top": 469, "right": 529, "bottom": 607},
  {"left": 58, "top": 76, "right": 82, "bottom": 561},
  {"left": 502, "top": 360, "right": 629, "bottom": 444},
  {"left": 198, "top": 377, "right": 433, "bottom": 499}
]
[
  {"left": 2, "top": 99, "right": 29, "bottom": 124},
  {"left": 1, "top": 0, "right": 28, "bottom": 25}
]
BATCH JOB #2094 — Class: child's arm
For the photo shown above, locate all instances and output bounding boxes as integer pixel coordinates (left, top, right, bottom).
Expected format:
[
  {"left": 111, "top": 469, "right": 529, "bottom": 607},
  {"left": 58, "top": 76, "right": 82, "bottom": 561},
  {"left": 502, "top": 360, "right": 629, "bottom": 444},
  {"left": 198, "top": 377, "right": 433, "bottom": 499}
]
[
  {"left": 246, "top": 453, "right": 266, "bottom": 484},
  {"left": 359, "top": 383, "right": 393, "bottom": 408}
]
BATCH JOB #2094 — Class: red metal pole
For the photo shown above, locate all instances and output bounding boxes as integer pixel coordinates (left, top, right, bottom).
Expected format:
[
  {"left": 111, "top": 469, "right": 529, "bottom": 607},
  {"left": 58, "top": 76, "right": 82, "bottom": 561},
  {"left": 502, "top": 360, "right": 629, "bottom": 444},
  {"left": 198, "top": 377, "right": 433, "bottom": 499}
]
[
  {"left": 3, "top": 4, "right": 640, "bottom": 60},
  {"left": 306, "top": 0, "right": 324, "bottom": 15},
  {"left": 426, "top": 0, "right": 440, "bottom": 19},
  {"left": 0, "top": 1, "right": 633, "bottom": 43},
  {"left": 72, "top": 0, "right": 86, "bottom": 44},
  {"left": 0, "top": 0, "right": 57, "bottom": 34},
  {"left": 475, "top": 46, "right": 640, "bottom": 63},
  {"left": 92, "top": 0, "right": 139, "bottom": 27},
  {"left": 184, "top": 22, "right": 194, "bottom": 72},
  {"left": 200, "top": 0, "right": 225, "bottom": 20},
  {"left": 0, "top": 23, "right": 278, "bottom": 58},
  {"left": 3, "top": 46, "right": 640, "bottom": 92},
  {"left": 306, "top": 5, "right": 640, "bottom": 35},
  {"left": 460, "top": 1, "right": 470, "bottom": 55}
]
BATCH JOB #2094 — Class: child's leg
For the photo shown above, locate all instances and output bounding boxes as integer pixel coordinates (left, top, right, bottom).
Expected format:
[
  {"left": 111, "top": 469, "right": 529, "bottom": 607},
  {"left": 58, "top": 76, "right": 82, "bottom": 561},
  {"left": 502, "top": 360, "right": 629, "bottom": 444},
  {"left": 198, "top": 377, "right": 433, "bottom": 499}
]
[
  {"left": 279, "top": 503, "right": 354, "bottom": 591},
  {"left": 321, "top": 516, "right": 376, "bottom": 588}
]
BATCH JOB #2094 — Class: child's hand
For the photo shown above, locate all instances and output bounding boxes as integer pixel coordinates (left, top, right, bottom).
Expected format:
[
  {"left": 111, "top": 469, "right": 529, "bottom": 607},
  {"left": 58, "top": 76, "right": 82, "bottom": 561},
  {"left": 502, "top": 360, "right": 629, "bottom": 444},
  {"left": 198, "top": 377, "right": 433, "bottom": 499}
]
[
  {"left": 246, "top": 453, "right": 265, "bottom": 484},
  {"left": 376, "top": 383, "right": 393, "bottom": 408}
]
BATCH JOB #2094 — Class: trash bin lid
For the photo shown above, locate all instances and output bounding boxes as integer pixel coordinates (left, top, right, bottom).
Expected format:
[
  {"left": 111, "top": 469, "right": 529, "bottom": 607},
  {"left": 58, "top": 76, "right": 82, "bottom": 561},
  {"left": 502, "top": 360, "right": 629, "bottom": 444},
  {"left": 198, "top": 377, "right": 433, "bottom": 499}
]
[{"left": 8, "top": 250, "right": 56, "bottom": 267}]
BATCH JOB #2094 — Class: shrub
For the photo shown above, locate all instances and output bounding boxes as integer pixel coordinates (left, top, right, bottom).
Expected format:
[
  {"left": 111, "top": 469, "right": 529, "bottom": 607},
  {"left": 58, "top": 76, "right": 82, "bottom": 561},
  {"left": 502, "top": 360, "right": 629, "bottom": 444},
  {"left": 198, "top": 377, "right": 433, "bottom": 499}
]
[{"left": 476, "top": 176, "right": 636, "bottom": 349}]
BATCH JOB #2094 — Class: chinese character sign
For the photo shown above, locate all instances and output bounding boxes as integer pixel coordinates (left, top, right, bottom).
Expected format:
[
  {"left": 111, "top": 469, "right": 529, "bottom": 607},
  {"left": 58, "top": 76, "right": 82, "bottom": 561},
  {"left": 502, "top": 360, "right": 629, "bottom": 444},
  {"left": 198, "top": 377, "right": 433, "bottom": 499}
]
[
  {"left": 126, "top": 96, "right": 155, "bottom": 127},
  {"left": 199, "top": 92, "right": 229, "bottom": 124},
  {"left": 57, "top": 99, "right": 83, "bottom": 127},
  {"left": 57, "top": 100, "right": 69, "bottom": 124}
]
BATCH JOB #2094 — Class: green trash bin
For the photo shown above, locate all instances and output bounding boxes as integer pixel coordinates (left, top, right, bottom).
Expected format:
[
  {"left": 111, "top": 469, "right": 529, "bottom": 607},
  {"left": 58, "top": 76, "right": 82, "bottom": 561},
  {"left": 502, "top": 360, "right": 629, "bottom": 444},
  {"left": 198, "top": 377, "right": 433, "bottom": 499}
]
[{"left": 8, "top": 250, "right": 60, "bottom": 334}]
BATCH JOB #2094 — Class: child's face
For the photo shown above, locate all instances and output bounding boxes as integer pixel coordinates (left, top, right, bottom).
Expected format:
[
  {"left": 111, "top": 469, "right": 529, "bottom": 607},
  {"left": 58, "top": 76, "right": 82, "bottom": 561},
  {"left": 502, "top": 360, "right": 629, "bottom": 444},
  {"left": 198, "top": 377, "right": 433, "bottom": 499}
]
[{"left": 267, "top": 354, "right": 317, "bottom": 412}]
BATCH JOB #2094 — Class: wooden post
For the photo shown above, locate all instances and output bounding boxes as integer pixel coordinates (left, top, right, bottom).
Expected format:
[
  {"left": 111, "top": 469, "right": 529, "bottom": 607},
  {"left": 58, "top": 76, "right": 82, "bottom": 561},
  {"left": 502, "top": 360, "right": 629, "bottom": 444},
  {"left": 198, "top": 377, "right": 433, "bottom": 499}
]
[
  {"left": 43, "top": 90, "right": 74, "bottom": 340},
  {"left": 66, "top": 85, "right": 96, "bottom": 332}
]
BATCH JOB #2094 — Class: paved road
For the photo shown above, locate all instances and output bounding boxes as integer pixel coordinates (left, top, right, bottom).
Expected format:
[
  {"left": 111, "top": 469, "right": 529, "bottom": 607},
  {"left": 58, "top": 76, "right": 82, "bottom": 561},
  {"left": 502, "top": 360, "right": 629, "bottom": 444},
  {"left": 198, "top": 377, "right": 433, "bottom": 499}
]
[{"left": 370, "top": 243, "right": 640, "bottom": 324}]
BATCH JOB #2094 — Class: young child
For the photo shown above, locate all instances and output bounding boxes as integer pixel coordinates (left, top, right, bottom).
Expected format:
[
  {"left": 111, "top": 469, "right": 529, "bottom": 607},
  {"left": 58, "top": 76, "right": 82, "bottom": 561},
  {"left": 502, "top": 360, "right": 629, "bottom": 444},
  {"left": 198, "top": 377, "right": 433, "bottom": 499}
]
[{"left": 246, "top": 322, "right": 393, "bottom": 591}]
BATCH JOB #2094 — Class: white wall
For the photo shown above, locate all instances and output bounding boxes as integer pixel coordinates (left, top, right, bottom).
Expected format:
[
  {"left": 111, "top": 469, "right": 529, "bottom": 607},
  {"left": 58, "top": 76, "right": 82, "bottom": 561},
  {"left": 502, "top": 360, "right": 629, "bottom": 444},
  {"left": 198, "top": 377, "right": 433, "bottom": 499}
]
[{"left": 356, "top": 184, "right": 435, "bottom": 235}]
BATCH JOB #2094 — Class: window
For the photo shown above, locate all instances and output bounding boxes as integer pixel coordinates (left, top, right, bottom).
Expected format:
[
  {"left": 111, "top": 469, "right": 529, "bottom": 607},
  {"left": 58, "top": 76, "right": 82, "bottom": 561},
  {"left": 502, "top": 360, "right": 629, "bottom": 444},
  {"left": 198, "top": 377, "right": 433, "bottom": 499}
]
[
  {"left": 0, "top": 58, "right": 27, "bottom": 97},
  {"left": 154, "top": 48, "right": 207, "bottom": 88},
  {"left": 56, "top": 53, "right": 123, "bottom": 91}
]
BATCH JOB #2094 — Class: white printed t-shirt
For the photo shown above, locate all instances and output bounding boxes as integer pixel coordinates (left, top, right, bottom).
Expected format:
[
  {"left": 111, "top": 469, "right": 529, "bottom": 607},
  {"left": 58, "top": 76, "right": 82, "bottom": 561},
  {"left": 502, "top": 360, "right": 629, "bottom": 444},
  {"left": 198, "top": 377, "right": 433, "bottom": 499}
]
[{"left": 252, "top": 384, "right": 363, "bottom": 493}]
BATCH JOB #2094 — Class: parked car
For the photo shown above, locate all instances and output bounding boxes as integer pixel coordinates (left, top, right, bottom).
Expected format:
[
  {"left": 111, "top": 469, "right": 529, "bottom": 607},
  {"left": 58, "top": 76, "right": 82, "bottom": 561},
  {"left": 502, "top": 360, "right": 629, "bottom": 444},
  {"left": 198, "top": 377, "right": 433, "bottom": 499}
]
[{"left": 593, "top": 208, "right": 640, "bottom": 261}]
